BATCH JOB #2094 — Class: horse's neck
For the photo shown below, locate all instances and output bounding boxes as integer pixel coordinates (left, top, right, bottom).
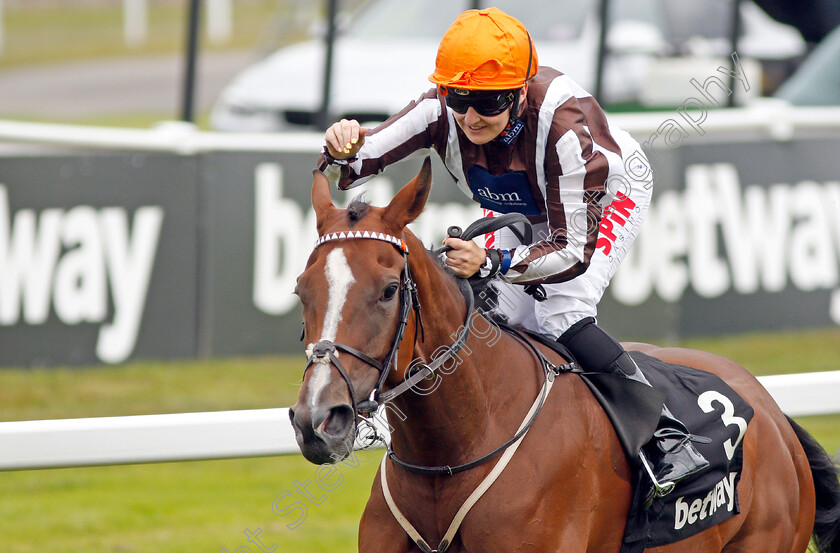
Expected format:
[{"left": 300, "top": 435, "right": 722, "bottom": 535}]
[{"left": 386, "top": 243, "right": 494, "bottom": 465}]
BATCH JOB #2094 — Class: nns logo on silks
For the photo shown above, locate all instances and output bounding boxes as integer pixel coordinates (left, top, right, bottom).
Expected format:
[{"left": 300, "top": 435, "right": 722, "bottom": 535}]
[{"left": 466, "top": 166, "right": 540, "bottom": 215}]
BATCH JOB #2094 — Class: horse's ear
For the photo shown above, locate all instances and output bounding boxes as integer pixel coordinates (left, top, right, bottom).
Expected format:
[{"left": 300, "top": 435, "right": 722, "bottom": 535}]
[
  {"left": 383, "top": 157, "right": 432, "bottom": 230},
  {"left": 312, "top": 170, "right": 336, "bottom": 229}
]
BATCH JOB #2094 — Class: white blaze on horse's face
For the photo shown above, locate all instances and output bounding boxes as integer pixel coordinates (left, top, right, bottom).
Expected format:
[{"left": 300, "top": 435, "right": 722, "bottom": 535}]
[
  {"left": 307, "top": 247, "right": 355, "bottom": 409},
  {"left": 321, "top": 247, "right": 355, "bottom": 342}
]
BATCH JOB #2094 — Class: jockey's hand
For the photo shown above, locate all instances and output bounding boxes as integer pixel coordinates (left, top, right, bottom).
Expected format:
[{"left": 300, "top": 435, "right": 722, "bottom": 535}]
[
  {"left": 443, "top": 237, "right": 485, "bottom": 278},
  {"left": 325, "top": 119, "right": 368, "bottom": 159}
]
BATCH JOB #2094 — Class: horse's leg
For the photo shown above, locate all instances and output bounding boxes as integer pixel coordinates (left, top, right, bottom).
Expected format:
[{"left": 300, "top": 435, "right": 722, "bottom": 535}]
[
  {"left": 451, "top": 379, "right": 635, "bottom": 553},
  {"left": 543, "top": 399, "right": 636, "bottom": 553}
]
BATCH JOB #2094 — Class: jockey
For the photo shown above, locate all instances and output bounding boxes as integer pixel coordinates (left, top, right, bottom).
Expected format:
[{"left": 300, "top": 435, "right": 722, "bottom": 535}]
[{"left": 317, "top": 8, "right": 708, "bottom": 491}]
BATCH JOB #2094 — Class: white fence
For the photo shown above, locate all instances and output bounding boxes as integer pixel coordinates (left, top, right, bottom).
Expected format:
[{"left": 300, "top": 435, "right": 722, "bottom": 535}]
[
  {"left": 4, "top": 102, "right": 840, "bottom": 153},
  {"left": 1, "top": 371, "right": 838, "bottom": 471},
  {"left": 1, "top": 108, "right": 839, "bottom": 471}
]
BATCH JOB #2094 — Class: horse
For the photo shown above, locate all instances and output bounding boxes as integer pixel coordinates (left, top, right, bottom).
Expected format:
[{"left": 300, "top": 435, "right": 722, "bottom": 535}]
[{"left": 289, "top": 158, "right": 840, "bottom": 553}]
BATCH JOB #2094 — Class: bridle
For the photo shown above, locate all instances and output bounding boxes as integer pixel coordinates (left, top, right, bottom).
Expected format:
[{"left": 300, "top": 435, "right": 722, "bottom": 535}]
[
  {"left": 301, "top": 215, "right": 569, "bottom": 480},
  {"left": 302, "top": 230, "right": 475, "bottom": 425},
  {"left": 301, "top": 220, "right": 575, "bottom": 553}
]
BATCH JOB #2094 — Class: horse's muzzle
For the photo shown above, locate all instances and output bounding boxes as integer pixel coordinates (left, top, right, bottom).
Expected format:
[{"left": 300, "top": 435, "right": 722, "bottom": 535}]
[{"left": 288, "top": 403, "right": 355, "bottom": 464}]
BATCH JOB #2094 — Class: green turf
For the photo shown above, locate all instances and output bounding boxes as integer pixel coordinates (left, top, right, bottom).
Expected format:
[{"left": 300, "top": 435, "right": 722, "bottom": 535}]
[
  {"left": 0, "top": 328, "right": 838, "bottom": 552},
  {"left": 0, "top": 453, "right": 381, "bottom": 553},
  {"left": 677, "top": 327, "right": 840, "bottom": 376},
  {"left": 0, "top": 355, "right": 304, "bottom": 421}
]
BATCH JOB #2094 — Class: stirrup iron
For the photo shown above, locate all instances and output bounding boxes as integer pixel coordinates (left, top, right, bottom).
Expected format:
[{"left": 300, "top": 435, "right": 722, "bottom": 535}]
[{"left": 639, "top": 449, "right": 675, "bottom": 503}]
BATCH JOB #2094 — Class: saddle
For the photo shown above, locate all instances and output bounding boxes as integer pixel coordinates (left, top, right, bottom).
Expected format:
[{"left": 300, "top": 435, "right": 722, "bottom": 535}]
[{"left": 519, "top": 330, "right": 754, "bottom": 551}]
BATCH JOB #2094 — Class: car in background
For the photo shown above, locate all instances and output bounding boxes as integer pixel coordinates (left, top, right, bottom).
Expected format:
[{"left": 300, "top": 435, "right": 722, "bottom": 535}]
[
  {"left": 210, "top": 0, "right": 805, "bottom": 132},
  {"left": 774, "top": 24, "right": 840, "bottom": 106}
]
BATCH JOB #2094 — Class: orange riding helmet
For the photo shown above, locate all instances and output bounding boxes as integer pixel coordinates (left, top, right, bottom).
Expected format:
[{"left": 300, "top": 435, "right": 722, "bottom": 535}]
[{"left": 429, "top": 8, "right": 538, "bottom": 91}]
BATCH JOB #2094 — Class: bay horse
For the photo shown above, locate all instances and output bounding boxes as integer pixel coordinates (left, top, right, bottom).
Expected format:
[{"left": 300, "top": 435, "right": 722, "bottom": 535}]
[{"left": 289, "top": 159, "right": 840, "bottom": 553}]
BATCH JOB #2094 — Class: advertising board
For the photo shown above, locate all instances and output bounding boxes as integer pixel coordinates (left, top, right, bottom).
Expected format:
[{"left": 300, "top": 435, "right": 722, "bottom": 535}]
[{"left": 1, "top": 124, "right": 838, "bottom": 365}]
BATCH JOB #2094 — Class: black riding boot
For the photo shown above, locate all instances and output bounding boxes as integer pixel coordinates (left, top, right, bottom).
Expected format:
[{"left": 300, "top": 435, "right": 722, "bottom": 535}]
[{"left": 558, "top": 317, "right": 710, "bottom": 488}]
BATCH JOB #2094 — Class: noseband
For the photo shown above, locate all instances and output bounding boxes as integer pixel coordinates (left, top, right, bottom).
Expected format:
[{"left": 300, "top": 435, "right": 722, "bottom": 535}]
[{"left": 303, "top": 230, "right": 475, "bottom": 423}]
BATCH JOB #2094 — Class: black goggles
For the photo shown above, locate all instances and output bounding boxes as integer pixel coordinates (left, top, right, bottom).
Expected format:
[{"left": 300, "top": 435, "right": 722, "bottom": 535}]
[{"left": 443, "top": 88, "right": 519, "bottom": 117}]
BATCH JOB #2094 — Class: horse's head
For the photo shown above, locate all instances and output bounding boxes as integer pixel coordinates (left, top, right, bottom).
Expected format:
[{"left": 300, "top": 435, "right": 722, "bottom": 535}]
[{"left": 289, "top": 158, "right": 432, "bottom": 464}]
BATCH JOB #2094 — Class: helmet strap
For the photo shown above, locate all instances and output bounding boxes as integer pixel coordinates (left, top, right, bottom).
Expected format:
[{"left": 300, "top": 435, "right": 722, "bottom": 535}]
[
  {"left": 504, "top": 31, "right": 533, "bottom": 130},
  {"left": 507, "top": 89, "right": 522, "bottom": 124}
]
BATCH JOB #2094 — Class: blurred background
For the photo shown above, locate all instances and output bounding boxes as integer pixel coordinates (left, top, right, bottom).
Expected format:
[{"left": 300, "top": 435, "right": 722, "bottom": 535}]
[
  {"left": 0, "top": 2, "right": 839, "bottom": 552},
  {"left": 1, "top": 0, "right": 837, "bottom": 128}
]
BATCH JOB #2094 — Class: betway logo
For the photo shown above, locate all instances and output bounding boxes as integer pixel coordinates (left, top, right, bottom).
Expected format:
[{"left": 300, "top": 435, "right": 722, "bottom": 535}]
[
  {"left": 476, "top": 187, "right": 522, "bottom": 203},
  {"left": 611, "top": 164, "right": 840, "bottom": 324},
  {"left": 0, "top": 185, "right": 163, "bottom": 363},
  {"left": 674, "top": 472, "right": 737, "bottom": 530}
]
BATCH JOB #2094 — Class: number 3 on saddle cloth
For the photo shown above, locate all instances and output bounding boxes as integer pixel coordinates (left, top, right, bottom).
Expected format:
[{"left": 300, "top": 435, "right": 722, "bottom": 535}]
[{"left": 577, "top": 351, "right": 754, "bottom": 553}]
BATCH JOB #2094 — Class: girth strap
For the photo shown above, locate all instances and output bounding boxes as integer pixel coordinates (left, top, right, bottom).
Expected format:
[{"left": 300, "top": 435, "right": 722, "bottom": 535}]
[{"left": 379, "top": 370, "right": 556, "bottom": 553}]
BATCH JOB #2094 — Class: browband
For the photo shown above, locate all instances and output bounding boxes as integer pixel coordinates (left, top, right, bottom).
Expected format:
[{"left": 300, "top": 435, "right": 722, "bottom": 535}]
[{"left": 315, "top": 231, "right": 409, "bottom": 253}]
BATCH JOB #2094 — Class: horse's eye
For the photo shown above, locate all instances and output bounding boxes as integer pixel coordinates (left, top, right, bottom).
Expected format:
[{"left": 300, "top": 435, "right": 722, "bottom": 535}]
[{"left": 380, "top": 283, "right": 399, "bottom": 302}]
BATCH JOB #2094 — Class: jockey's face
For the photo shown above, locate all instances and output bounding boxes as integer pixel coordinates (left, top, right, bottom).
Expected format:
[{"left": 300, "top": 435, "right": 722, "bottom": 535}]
[
  {"left": 450, "top": 86, "right": 526, "bottom": 145},
  {"left": 453, "top": 106, "right": 511, "bottom": 145}
]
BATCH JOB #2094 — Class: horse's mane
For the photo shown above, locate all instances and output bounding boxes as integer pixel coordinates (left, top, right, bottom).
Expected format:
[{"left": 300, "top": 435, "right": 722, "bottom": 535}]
[
  {"left": 422, "top": 242, "right": 509, "bottom": 324},
  {"left": 346, "top": 195, "right": 370, "bottom": 226}
]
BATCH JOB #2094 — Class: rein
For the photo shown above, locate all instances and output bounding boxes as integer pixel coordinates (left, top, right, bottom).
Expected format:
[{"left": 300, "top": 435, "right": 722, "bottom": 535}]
[
  {"left": 304, "top": 214, "right": 556, "bottom": 472},
  {"left": 386, "top": 325, "right": 567, "bottom": 476}
]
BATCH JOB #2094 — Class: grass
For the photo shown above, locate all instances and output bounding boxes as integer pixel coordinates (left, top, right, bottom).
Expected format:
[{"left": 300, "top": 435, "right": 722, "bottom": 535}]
[
  {"left": 0, "top": 355, "right": 304, "bottom": 422},
  {"left": 679, "top": 327, "right": 840, "bottom": 377},
  {"left": 0, "top": 328, "right": 838, "bottom": 552},
  {"left": 1, "top": 453, "right": 381, "bottom": 553},
  {"left": 0, "top": 1, "right": 294, "bottom": 69}
]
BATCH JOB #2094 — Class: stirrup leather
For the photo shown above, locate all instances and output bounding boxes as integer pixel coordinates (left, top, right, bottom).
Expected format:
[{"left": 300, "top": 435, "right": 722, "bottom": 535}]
[{"left": 653, "top": 427, "right": 712, "bottom": 450}]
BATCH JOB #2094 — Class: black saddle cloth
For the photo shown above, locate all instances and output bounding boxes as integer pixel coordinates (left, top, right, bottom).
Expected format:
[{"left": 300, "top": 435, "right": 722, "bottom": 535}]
[
  {"left": 592, "top": 351, "right": 755, "bottom": 552},
  {"left": 513, "top": 326, "right": 753, "bottom": 549}
]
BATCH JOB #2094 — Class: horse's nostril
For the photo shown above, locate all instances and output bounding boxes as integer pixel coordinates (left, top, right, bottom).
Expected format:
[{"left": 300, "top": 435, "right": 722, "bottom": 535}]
[
  {"left": 321, "top": 405, "right": 355, "bottom": 439},
  {"left": 312, "top": 408, "right": 329, "bottom": 431},
  {"left": 288, "top": 406, "right": 307, "bottom": 431}
]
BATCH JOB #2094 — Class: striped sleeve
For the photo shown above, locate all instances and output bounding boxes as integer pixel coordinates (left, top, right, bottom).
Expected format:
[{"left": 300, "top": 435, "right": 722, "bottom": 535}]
[
  {"left": 320, "top": 89, "right": 448, "bottom": 190},
  {"left": 505, "top": 78, "right": 609, "bottom": 285}
]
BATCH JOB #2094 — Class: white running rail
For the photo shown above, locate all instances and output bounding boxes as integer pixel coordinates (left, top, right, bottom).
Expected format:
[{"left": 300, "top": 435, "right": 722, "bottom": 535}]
[
  {"left": 2, "top": 102, "right": 840, "bottom": 154},
  {"left": 0, "top": 372, "right": 838, "bottom": 471}
]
